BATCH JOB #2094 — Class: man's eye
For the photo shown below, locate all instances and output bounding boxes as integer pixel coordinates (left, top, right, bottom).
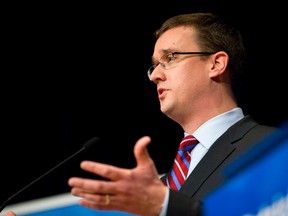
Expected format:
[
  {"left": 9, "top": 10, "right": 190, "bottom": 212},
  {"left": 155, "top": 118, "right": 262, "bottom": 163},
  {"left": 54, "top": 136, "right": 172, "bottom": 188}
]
[{"left": 165, "top": 54, "right": 176, "bottom": 63}]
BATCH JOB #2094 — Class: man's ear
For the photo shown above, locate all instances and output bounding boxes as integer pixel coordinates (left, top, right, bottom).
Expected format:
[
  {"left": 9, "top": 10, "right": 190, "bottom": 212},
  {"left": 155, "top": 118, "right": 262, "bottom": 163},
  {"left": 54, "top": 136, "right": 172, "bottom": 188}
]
[{"left": 209, "top": 51, "right": 229, "bottom": 78}]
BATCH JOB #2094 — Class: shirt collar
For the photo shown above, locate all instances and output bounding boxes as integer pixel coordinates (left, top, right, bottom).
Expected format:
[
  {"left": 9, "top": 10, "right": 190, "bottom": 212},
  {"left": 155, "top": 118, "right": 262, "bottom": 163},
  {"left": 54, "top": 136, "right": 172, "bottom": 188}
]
[{"left": 185, "top": 108, "right": 244, "bottom": 149}]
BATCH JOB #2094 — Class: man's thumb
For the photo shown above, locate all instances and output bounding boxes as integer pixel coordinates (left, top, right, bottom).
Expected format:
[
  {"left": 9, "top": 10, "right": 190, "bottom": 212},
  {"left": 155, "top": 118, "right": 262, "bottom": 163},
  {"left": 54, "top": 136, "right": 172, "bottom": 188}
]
[{"left": 134, "top": 136, "right": 152, "bottom": 166}]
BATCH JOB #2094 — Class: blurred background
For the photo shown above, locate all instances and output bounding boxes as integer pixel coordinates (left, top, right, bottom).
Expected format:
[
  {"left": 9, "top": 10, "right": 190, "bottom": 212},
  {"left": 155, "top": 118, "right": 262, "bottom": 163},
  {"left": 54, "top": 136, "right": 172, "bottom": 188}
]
[{"left": 1, "top": 1, "right": 287, "bottom": 207}]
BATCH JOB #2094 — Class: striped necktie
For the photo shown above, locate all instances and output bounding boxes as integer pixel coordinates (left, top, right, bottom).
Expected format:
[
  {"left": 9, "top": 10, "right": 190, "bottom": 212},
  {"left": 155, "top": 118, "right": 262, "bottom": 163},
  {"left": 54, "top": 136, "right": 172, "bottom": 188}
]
[{"left": 166, "top": 135, "right": 199, "bottom": 191}]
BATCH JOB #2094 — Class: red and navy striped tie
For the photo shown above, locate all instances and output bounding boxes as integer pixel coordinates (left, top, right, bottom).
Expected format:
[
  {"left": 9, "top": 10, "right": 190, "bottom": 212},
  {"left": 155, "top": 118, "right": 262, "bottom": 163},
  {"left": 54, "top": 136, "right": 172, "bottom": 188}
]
[{"left": 166, "top": 135, "right": 199, "bottom": 191}]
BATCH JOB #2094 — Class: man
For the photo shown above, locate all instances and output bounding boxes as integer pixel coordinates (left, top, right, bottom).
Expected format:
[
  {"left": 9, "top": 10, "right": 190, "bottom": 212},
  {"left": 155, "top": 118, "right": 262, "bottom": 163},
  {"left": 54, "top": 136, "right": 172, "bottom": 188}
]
[
  {"left": 5, "top": 12, "right": 277, "bottom": 216},
  {"left": 66, "top": 12, "right": 277, "bottom": 216}
]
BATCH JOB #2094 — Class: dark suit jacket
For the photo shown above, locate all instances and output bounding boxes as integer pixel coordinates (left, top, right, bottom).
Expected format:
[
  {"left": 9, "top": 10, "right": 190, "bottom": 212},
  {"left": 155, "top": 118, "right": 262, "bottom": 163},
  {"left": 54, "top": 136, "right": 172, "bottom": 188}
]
[{"left": 161, "top": 115, "right": 277, "bottom": 216}]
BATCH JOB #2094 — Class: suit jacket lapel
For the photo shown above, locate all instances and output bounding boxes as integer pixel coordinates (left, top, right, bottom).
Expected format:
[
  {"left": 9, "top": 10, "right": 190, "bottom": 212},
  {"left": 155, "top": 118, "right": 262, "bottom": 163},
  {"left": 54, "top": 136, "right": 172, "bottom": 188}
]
[{"left": 179, "top": 133, "right": 235, "bottom": 196}]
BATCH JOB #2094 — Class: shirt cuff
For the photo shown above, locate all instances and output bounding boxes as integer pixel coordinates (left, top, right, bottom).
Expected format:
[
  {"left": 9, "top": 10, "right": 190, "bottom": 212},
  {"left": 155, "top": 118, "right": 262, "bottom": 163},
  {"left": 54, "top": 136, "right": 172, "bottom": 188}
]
[{"left": 158, "top": 187, "right": 169, "bottom": 216}]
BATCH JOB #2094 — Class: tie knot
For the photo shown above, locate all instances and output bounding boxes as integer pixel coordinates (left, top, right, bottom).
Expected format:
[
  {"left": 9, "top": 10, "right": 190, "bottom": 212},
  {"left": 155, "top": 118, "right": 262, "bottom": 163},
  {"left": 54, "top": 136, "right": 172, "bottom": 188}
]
[{"left": 179, "top": 135, "right": 198, "bottom": 151}]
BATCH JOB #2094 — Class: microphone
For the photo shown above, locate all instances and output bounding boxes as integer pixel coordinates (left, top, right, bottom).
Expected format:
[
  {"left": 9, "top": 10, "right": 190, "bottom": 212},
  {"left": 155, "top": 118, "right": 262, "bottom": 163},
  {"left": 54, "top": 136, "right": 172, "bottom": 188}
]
[{"left": 0, "top": 137, "right": 100, "bottom": 213}]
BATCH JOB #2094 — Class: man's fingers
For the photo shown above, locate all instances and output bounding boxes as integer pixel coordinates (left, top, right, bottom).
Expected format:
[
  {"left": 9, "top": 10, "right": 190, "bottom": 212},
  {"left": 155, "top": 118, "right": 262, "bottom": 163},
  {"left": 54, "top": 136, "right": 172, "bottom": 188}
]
[{"left": 78, "top": 161, "right": 129, "bottom": 181}]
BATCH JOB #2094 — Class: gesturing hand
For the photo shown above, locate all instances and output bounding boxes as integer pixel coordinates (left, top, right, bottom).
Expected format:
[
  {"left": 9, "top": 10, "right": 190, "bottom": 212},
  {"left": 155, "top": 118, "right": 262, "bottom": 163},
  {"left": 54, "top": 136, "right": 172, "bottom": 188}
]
[{"left": 68, "top": 136, "right": 167, "bottom": 216}]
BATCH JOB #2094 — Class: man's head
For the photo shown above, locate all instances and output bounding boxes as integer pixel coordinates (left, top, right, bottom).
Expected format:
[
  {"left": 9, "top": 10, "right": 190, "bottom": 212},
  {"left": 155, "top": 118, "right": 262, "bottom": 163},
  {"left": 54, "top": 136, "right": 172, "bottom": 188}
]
[{"left": 148, "top": 13, "right": 245, "bottom": 131}]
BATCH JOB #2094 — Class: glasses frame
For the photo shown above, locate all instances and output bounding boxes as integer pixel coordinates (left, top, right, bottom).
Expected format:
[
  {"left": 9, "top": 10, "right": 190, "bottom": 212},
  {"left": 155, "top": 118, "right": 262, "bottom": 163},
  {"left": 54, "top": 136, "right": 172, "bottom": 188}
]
[{"left": 147, "top": 51, "right": 216, "bottom": 79}]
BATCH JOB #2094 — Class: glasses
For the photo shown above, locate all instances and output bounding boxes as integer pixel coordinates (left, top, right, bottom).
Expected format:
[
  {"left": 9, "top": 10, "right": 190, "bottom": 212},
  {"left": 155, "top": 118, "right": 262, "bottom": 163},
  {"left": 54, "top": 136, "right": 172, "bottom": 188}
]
[{"left": 147, "top": 51, "right": 216, "bottom": 79}]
